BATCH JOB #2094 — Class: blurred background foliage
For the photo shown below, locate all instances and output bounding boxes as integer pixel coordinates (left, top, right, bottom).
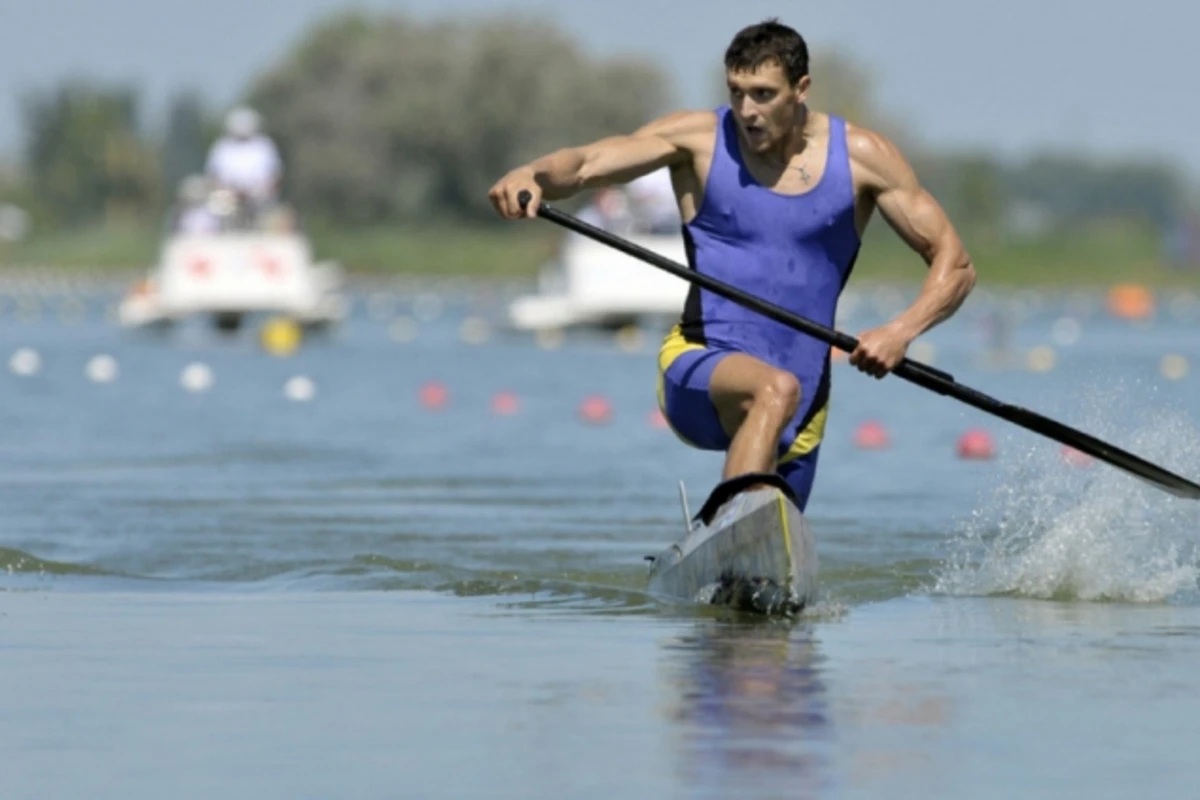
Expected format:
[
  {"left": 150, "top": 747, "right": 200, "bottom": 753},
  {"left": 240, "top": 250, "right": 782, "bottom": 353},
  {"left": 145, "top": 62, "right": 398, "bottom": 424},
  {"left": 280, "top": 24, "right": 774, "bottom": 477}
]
[{"left": 1, "top": 9, "right": 1196, "bottom": 280}]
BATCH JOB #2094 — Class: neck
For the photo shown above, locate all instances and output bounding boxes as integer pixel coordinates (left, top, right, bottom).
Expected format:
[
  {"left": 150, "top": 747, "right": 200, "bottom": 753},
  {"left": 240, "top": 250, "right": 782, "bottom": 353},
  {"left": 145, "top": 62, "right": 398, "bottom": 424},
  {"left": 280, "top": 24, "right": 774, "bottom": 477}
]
[{"left": 763, "top": 104, "right": 811, "bottom": 163}]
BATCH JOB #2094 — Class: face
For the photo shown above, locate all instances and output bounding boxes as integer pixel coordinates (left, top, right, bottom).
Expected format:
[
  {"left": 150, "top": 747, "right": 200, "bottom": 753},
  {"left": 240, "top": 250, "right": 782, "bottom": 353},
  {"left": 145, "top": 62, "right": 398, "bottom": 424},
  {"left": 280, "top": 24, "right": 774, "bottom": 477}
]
[{"left": 726, "top": 62, "right": 809, "bottom": 154}]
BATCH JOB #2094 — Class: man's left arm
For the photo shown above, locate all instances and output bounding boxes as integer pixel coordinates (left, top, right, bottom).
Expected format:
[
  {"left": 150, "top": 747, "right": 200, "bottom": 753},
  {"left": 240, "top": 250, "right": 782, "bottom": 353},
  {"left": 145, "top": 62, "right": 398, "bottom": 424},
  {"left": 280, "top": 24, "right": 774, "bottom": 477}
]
[{"left": 847, "top": 130, "right": 976, "bottom": 378}]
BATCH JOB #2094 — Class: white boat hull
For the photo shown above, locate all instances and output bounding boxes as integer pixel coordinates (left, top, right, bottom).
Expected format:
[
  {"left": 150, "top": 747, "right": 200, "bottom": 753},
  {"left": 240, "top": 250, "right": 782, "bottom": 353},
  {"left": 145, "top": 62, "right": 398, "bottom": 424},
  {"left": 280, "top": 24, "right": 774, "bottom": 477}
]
[
  {"left": 508, "top": 232, "right": 689, "bottom": 331},
  {"left": 647, "top": 477, "right": 818, "bottom": 616},
  {"left": 118, "top": 232, "right": 347, "bottom": 329}
]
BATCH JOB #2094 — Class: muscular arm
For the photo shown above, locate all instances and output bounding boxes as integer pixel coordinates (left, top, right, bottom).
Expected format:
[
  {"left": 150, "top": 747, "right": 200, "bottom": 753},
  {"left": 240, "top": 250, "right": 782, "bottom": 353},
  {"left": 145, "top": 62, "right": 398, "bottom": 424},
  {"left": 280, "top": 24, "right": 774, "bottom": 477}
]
[
  {"left": 852, "top": 128, "right": 976, "bottom": 339},
  {"left": 489, "top": 111, "right": 714, "bottom": 218},
  {"left": 847, "top": 128, "right": 976, "bottom": 376}
]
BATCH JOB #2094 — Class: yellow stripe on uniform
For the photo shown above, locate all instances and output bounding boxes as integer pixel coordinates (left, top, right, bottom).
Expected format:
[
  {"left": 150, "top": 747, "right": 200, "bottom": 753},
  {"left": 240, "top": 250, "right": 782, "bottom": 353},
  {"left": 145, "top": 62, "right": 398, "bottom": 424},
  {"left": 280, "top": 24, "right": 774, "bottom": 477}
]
[
  {"left": 775, "top": 491, "right": 795, "bottom": 584},
  {"left": 657, "top": 323, "right": 828, "bottom": 460},
  {"left": 657, "top": 324, "right": 706, "bottom": 375},
  {"left": 777, "top": 403, "right": 828, "bottom": 464},
  {"left": 655, "top": 325, "right": 708, "bottom": 449}
]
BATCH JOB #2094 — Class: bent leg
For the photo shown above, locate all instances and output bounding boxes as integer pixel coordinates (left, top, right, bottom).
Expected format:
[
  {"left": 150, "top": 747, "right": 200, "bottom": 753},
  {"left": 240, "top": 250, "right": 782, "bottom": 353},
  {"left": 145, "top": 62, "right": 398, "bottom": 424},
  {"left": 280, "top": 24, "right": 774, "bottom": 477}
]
[
  {"left": 708, "top": 353, "right": 801, "bottom": 480},
  {"left": 660, "top": 348, "right": 736, "bottom": 451}
]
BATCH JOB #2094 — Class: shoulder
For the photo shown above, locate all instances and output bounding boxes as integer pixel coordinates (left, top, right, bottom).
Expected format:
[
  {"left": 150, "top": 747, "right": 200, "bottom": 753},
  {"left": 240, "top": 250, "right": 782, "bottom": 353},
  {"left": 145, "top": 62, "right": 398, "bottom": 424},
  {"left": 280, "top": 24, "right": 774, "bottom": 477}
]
[{"left": 844, "top": 122, "right": 916, "bottom": 188}]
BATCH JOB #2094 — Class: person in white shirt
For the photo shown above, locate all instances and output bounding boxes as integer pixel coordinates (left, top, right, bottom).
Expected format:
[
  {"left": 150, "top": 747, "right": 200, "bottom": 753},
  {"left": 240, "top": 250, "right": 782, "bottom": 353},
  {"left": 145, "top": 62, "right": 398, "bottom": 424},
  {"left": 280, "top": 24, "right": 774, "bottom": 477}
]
[
  {"left": 626, "top": 168, "right": 680, "bottom": 234},
  {"left": 174, "top": 175, "right": 220, "bottom": 234},
  {"left": 205, "top": 107, "right": 282, "bottom": 217}
]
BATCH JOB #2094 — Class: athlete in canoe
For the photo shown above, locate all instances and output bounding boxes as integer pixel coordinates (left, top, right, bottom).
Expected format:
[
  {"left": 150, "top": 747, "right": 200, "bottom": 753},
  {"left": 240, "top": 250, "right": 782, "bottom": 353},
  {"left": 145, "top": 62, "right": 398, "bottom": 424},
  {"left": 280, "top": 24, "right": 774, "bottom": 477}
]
[{"left": 488, "top": 18, "right": 976, "bottom": 511}]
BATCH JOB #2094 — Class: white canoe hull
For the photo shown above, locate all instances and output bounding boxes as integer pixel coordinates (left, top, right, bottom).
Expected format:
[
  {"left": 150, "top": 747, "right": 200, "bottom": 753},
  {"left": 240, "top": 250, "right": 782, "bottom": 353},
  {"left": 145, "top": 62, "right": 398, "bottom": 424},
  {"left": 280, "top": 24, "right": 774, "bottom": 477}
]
[{"left": 646, "top": 484, "right": 818, "bottom": 616}]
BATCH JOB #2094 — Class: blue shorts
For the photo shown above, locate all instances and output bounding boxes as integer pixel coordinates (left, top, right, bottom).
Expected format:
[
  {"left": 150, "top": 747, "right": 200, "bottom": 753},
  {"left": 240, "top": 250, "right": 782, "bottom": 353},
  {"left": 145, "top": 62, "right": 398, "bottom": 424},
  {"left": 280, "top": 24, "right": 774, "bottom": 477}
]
[{"left": 656, "top": 327, "right": 826, "bottom": 511}]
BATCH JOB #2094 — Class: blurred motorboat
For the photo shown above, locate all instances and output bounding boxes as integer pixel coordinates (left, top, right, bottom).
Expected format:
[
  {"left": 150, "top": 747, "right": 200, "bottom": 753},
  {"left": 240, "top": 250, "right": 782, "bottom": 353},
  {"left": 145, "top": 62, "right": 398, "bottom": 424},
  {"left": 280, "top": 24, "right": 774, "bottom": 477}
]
[
  {"left": 507, "top": 230, "right": 689, "bottom": 331},
  {"left": 507, "top": 180, "right": 688, "bottom": 331},
  {"left": 118, "top": 186, "right": 347, "bottom": 333}
]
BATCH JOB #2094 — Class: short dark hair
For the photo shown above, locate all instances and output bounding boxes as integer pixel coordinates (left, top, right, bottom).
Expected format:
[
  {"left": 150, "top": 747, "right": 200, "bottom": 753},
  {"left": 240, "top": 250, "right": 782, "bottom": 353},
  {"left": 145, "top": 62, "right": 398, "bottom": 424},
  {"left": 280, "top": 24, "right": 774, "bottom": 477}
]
[{"left": 724, "top": 19, "right": 809, "bottom": 85}]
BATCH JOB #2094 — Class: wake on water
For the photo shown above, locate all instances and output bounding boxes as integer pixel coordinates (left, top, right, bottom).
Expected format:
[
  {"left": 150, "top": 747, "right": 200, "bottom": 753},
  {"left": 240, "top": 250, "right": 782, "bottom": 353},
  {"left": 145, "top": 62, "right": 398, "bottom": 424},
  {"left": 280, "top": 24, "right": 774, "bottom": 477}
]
[{"left": 934, "top": 381, "right": 1200, "bottom": 603}]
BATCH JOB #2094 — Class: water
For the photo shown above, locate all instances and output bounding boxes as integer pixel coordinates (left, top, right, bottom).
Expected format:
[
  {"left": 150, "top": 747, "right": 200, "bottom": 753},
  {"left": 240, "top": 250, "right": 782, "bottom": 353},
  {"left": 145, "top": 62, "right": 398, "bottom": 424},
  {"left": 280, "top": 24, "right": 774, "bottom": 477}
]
[{"left": 3, "top": 283, "right": 1200, "bottom": 797}]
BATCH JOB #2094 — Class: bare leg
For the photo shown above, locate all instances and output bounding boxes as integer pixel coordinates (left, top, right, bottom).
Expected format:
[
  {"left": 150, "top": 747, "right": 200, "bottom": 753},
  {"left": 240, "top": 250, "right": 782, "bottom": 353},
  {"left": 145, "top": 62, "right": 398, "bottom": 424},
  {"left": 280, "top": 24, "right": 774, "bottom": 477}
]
[{"left": 708, "top": 353, "right": 801, "bottom": 480}]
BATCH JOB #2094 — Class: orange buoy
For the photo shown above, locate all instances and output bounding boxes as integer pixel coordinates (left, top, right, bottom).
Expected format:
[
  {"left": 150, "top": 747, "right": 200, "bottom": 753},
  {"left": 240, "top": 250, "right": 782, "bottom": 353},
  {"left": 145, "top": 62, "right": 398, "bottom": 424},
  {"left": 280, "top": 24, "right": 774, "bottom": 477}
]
[
  {"left": 648, "top": 408, "right": 669, "bottom": 429},
  {"left": 1106, "top": 284, "right": 1155, "bottom": 321}
]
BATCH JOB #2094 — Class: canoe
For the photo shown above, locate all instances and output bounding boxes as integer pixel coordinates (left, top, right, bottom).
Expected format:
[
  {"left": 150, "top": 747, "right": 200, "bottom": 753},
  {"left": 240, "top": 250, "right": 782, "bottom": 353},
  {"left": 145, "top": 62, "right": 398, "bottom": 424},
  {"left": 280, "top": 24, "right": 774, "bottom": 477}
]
[{"left": 646, "top": 473, "right": 818, "bottom": 616}]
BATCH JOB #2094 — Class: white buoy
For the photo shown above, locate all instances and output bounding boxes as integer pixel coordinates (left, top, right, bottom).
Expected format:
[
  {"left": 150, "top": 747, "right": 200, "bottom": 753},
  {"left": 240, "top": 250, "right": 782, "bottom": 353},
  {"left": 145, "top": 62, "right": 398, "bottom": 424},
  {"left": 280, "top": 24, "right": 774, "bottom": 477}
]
[
  {"left": 16, "top": 297, "right": 41, "bottom": 323},
  {"left": 180, "top": 362, "right": 214, "bottom": 393},
  {"left": 367, "top": 292, "right": 398, "bottom": 322},
  {"left": 1168, "top": 292, "right": 1199, "bottom": 322},
  {"left": 413, "top": 293, "right": 444, "bottom": 322},
  {"left": 389, "top": 316, "right": 418, "bottom": 343},
  {"left": 1050, "top": 317, "right": 1082, "bottom": 347},
  {"left": 459, "top": 316, "right": 491, "bottom": 345},
  {"left": 9, "top": 347, "right": 41, "bottom": 377},
  {"left": 283, "top": 375, "right": 316, "bottom": 402},
  {"left": 85, "top": 354, "right": 118, "bottom": 383}
]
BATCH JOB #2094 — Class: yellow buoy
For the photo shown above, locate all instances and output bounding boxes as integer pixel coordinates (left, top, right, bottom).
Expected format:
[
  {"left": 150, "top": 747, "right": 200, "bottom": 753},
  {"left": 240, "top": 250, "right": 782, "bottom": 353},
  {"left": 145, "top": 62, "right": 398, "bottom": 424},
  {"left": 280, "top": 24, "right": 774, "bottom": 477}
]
[
  {"left": 260, "top": 316, "right": 302, "bottom": 357},
  {"left": 909, "top": 340, "right": 937, "bottom": 366},
  {"left": 535, "top": 328, "right": 565, "bottom": 350},
  {"left": 1027, "top": 345, "right": 1056, "bottom": 373},
  {"left": 614, "top": 324, "right": 645, "bottom": 353},
  {"left": 1161, "top": 354, "right": 1189, "bottom": 381}
]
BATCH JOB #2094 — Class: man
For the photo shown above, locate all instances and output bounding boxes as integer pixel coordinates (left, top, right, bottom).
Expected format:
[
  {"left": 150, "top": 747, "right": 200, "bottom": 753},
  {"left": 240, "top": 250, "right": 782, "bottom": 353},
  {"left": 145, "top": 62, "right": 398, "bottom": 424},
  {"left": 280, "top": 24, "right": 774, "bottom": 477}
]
[
  {"left": 172, "top": 175, "right": 220, "bottom": 235},
  {"left": 488, "top": 19, "right": 976, "bottom": 511},
  {"left": 627, "top": 167, "right": 681, "bottom": 234},
  {"left": 205, "top": 106, "right": 283, "bottom": 218}
]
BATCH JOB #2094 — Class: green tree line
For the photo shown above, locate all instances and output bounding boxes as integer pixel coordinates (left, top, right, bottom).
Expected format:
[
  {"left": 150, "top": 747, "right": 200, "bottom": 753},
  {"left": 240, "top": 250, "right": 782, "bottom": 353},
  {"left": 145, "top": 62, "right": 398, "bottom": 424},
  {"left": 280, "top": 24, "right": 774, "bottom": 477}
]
[{"left": 3, "top": 11, "right": 1192, "bottom": 238}]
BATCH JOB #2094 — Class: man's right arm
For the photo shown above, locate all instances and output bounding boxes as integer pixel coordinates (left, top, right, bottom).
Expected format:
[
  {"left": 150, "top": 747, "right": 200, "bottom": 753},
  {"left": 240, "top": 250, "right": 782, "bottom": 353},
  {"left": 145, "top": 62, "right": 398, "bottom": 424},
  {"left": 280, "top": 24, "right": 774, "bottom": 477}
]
[{"left": 489, "top": 110, "right": 714, "bottom": 219}]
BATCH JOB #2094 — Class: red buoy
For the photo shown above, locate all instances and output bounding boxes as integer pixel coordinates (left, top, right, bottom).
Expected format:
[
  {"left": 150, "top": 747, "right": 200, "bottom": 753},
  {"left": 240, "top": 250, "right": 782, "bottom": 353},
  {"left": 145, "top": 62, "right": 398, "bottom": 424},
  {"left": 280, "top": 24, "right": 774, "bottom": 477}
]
[
  {"left": 491, "top": 391, "right": 520, "bottom": 416},
  {"left": 957, "top": 428, "right": 996, "bottom": 460},
  {"left": 853, "top": 421, "right": 890, "bottom": 450},
  {"left": 1061, "top": 445, "right": 1094, "bottom": 468},
  {"left": 578, "top": 395, "right": 613, "bottom": 425},
  {"left": 419, "top": 381, "right": 449, "bottom": 410}
]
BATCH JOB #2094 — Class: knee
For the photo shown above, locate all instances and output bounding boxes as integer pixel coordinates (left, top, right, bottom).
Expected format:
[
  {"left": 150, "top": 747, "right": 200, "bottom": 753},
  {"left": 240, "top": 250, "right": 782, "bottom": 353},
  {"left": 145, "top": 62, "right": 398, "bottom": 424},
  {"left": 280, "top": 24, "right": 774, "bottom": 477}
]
[{"left": 752, "top": 371, "right": 801, "bottom": 417}]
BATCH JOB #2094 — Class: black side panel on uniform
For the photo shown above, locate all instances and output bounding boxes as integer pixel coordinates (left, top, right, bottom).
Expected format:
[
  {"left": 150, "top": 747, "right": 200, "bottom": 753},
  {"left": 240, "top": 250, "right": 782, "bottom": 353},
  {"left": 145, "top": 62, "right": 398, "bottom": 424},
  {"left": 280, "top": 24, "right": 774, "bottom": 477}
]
[{"left": 679, "top": 225, "right": 707, "bottom": 345}]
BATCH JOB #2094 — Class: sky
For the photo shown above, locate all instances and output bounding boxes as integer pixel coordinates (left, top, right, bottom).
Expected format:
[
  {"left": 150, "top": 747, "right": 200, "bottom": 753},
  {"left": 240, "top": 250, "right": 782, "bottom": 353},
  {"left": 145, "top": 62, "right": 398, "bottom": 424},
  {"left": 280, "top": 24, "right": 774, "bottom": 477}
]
[{"left": 3, "top": 0, "right": 1200, "bottom": 176}]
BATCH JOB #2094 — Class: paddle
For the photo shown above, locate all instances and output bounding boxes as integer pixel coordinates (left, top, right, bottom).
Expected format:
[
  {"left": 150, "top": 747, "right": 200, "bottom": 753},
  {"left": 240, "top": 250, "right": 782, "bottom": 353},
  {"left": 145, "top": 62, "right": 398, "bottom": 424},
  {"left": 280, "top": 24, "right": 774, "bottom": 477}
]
[{"left": 517, "top": 190, "right": 1200, "bottom": 500}]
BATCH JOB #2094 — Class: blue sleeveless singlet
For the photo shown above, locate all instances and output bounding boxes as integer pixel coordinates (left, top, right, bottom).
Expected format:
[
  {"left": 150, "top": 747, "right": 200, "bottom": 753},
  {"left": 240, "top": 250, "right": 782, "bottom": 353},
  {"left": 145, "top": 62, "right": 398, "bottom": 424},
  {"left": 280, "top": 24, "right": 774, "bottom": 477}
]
[{"left": 657, "top": 106, "right": 860, "bottom": 508}]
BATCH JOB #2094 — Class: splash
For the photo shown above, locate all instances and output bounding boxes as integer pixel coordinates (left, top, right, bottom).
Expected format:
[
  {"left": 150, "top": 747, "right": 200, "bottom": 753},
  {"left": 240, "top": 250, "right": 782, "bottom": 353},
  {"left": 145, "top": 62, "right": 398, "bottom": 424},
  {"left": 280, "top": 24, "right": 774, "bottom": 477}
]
[
  {"left": 934, "top": 386, "right": 1200, "bottom": 603},
  {"left": 0, "top": 547, "right": 109, "bottom": 577}
]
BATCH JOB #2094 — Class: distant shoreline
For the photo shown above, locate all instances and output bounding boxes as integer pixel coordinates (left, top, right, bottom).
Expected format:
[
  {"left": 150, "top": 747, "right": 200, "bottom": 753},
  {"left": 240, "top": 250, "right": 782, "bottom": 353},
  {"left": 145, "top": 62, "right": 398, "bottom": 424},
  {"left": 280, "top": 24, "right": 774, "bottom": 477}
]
[{"left": 1, "top": 221, "right": 1195, "bottom": 289}]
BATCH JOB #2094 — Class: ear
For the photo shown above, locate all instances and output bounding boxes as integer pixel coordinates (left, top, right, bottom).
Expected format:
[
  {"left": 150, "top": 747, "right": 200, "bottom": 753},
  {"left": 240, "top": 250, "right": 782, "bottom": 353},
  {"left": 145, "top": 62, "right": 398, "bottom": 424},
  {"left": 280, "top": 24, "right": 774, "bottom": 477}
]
[{"left": 795, "top": 74, "right": 811, "bottom": 104}]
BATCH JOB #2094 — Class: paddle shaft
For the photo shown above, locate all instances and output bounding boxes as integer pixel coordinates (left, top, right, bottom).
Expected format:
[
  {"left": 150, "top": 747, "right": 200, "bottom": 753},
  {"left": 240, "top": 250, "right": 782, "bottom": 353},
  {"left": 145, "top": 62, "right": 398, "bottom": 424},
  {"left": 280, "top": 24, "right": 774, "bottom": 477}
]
[{"left": 517, "top": 190, "right": 1200, "bottom": 500}]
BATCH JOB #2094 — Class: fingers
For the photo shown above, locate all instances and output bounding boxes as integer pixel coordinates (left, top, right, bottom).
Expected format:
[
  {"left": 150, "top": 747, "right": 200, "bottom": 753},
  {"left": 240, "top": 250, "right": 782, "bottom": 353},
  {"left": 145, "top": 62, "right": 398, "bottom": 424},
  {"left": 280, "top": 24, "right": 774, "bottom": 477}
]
[
  {"left": 518, "top": 186, "right": 541, "bottom": 218},
  {"left": 487, "top": 174, "right": 540, "bottom": 220},
  {"left": 849, "top": 345, "right": 892, "bottom": 379}
]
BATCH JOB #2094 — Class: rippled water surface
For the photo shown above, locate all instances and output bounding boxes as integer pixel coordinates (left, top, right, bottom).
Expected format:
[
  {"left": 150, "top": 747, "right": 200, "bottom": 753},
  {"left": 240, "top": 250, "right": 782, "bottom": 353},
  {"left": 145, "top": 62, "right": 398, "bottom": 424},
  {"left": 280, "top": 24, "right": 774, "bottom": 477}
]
[{"left": 3, "top": 282, "right": 1200, "bottom": 797}]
